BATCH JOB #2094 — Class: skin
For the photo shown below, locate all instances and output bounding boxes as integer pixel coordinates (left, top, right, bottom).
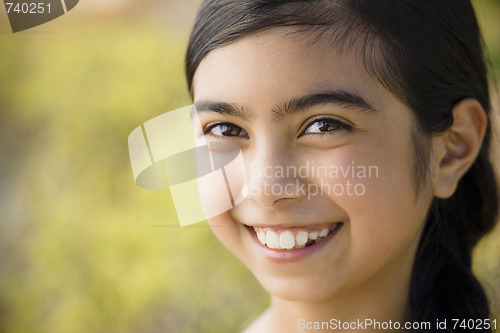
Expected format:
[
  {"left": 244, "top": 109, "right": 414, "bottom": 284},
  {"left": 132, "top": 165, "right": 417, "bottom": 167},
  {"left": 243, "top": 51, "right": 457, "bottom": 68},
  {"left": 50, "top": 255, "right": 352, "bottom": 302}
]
[{"left": 191, "top": 28, "right": 486, "bottom": 333}]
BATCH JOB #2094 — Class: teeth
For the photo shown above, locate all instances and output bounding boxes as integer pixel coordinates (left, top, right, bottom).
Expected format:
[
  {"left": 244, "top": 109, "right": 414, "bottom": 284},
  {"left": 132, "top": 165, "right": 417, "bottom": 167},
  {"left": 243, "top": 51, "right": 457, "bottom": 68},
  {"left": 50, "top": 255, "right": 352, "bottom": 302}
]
[
  {"left": 296, "top": 231, "right": 308, "bottom": 246},
  {"left": 257, "top": 230, "right": 266, "bottom": 245},
  {"left": 256, "top": 226, "right": 335, "bottom": 250},
  {"left": 308, "top": 231, "right": 319, "bottom": 240},
  {"left": 266, "top": 230, "right": 280, "bottom": 249},
  {"left": 279, "top": 230, "right": 295, "bottom": 249}
]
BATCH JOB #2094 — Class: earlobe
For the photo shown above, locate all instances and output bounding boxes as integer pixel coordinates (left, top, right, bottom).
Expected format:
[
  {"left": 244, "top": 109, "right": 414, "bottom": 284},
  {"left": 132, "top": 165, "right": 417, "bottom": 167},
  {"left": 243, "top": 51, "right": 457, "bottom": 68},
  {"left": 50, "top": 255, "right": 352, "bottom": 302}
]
[{"left": 432, "top": 98, "right": 487, "bottom": 199}]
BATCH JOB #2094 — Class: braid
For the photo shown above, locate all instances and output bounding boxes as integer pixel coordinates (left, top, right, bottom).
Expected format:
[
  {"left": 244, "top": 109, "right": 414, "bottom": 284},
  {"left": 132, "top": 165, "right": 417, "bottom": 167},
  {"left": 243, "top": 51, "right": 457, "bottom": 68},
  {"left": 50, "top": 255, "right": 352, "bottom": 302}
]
[{"left": 408, "top": 143, "right": 499, "bottom": 331}]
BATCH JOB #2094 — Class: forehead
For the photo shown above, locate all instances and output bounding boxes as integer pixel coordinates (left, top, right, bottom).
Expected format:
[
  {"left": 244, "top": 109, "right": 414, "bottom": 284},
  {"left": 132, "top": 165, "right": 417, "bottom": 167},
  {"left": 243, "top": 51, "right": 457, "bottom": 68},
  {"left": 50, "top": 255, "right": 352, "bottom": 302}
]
[{"left": 192, "top": 28, "right": 396, "bottom": 114}]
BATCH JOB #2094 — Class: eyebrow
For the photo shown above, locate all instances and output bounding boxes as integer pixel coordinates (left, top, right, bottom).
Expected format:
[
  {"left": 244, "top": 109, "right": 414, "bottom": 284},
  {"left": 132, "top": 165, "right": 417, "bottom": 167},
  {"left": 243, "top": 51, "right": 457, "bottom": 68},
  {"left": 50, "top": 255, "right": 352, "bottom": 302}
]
[
  {"left": 194, "top": 101, "right": 248, "bottom": 119},
  {"left": 273, "top": 90, "right": 376, "bottom": 120},
  {"left": 194, "top": 90, "right": 376, "bottom": 120}
]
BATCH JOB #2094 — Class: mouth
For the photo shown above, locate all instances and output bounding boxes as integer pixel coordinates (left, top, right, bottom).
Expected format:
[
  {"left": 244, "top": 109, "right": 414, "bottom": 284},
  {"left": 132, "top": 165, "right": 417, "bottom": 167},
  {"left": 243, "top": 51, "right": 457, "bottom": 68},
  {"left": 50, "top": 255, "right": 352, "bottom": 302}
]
[{"left": 244, "top": 223, "right": 343, "bottom": 251}]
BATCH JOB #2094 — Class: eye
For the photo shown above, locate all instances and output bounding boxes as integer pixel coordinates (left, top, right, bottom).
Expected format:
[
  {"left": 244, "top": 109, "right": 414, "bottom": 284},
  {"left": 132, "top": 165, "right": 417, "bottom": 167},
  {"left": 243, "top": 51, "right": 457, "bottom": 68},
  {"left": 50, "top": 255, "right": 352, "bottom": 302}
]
[
  {"left": 302, "top": 118, "right": 352, "bottom": 135},
  {"left": 204, "top": 122, "right": 248, "bottom": 137}
]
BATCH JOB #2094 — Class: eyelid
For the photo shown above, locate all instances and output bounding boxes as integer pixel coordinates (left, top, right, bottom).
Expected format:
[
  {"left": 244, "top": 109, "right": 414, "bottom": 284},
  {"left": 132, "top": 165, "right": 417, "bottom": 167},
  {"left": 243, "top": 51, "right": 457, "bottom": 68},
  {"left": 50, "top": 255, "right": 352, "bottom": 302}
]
[
  {"left": 203, "top": 121, "right": 223, "bottom": 135},
  {"left": 203, "top": 121, "right": 249, "bottom": 138},
  {"left": 299, "top": 115, "right": 354, "bottom": 136}
]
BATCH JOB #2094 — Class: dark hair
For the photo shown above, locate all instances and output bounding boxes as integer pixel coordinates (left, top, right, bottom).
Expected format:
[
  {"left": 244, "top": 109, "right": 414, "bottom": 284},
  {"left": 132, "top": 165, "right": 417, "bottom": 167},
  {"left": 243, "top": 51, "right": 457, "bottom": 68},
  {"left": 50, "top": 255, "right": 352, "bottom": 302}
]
[{"left": 185, "top": 1, "right": 499, "bottom": 331}]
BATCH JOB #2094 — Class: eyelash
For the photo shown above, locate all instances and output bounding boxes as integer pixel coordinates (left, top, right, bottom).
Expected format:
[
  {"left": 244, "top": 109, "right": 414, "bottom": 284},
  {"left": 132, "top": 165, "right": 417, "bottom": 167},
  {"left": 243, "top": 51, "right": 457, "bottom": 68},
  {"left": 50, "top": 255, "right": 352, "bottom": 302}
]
[
  {"left": 301, "top": 117, "right": 353, "bottom": 136},
  {"left": 203, "top": 122, "right": 249, "bottom": 138},
  {"left": 203, "top": 117, "right": 353, "bottom": 138}
]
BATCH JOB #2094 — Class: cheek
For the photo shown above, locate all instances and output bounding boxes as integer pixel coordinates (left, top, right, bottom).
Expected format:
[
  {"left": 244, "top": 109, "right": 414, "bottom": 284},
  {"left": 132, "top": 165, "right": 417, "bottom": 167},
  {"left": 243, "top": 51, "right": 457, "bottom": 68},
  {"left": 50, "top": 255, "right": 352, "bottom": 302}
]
[
  {"left": 207, "top": 213, "right": 250, "bottom": 265},
  {"left": 312, "top": 142, "right": 429, "bottom": 269}
]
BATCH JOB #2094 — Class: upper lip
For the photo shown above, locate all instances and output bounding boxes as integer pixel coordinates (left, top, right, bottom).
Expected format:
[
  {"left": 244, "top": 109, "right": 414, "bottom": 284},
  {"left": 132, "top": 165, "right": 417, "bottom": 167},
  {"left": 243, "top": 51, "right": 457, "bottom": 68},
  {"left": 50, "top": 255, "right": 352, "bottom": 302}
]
[{"left": 242, "top": 222, "right": 342, "bottom": 230}]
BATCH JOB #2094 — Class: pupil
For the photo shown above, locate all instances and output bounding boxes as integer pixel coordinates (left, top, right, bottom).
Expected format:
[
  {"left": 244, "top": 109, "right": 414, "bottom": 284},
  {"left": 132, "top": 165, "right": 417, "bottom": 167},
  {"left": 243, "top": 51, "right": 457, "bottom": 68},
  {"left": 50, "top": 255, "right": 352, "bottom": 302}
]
[
  {"left": 222, "top": 124, "right": 240, "bottom": 136},
  {"left": 320, "top": 121, "right": 337, "bottom": 132}
]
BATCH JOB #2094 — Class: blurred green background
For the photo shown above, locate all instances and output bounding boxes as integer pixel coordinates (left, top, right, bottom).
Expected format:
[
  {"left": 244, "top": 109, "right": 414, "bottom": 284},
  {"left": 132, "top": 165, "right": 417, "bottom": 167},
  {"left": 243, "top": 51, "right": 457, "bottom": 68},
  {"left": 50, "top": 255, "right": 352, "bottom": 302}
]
[{"left": 0, "top": 1, "right": 499, "bottom": 332}]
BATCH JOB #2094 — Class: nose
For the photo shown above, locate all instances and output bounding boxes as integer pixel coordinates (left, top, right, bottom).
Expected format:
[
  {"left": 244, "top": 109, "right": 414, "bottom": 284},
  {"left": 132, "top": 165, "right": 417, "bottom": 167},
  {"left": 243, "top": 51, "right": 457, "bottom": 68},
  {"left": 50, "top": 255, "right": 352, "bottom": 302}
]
[{"left": 245, "top": 141, "right": 307, "bottom": 208}]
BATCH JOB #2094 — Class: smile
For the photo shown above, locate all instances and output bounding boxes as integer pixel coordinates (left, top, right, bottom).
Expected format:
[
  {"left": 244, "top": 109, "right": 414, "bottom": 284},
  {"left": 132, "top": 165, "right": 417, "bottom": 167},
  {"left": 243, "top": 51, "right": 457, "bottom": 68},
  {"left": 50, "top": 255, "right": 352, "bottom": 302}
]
[{"left": 247, "top": 223, "right": 343, "bottom": 251}]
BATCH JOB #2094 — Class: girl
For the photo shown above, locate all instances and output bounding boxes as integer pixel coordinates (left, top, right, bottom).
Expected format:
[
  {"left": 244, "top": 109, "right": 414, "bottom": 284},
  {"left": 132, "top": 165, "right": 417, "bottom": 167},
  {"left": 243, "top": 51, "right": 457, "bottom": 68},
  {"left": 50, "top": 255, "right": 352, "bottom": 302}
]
[{"left": 184, "top": 0, "right": 499, "bottom": 331}]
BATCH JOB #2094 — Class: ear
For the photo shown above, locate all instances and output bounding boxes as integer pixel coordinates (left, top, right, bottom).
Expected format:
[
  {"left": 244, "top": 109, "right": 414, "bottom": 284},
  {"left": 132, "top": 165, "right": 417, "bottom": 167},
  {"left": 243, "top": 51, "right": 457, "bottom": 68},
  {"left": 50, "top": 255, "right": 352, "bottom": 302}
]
[{"left": 432, "top": 98, "right": 487, "bottom": 199}]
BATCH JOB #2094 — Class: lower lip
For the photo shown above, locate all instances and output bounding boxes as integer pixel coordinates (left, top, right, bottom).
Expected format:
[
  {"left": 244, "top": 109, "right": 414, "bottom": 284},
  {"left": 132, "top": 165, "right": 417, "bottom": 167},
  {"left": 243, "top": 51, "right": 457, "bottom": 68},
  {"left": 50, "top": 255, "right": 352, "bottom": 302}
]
[{"left": 245, "top": 224, "right": 343, "bottom": 263}]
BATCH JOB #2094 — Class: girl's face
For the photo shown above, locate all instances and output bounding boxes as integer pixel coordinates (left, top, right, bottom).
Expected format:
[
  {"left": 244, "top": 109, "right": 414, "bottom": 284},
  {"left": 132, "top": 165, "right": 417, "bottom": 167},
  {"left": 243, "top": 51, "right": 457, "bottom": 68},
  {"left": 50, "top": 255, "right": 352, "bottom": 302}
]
[{"left": 192, "top": 29, "right": 435, "bottom": 303}]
